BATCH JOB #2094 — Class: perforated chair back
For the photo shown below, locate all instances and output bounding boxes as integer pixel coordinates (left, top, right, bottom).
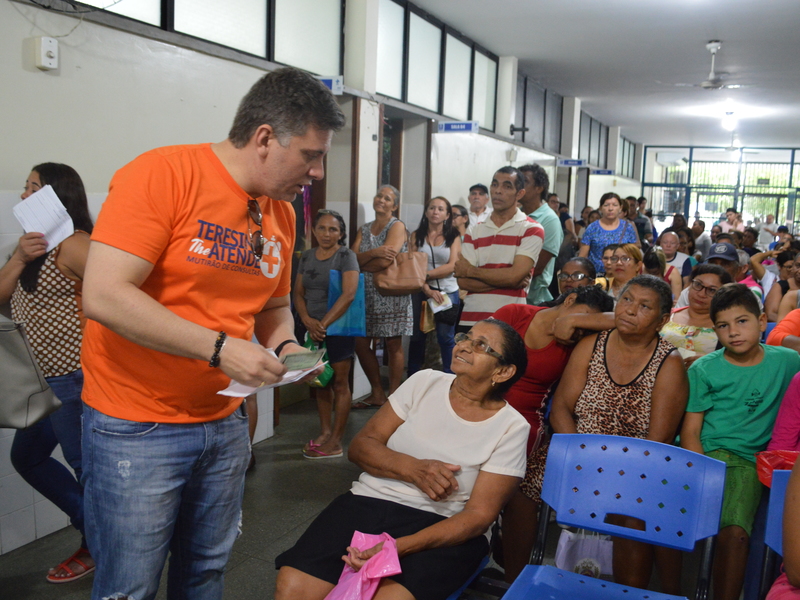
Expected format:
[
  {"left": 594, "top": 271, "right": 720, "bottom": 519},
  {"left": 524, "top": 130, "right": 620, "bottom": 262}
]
[
  {"left": 541, "top": 434, "right": 726, "bottom": 551},
  {"left": 765, "top": 469, "right": 791, "bottom": 555}
]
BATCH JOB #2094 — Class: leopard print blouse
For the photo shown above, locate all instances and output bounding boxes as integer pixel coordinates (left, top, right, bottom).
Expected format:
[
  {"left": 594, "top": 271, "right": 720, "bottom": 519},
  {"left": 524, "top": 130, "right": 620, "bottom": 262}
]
[{"left": 521, "top": 329, "right": 675, "bottom": 502}]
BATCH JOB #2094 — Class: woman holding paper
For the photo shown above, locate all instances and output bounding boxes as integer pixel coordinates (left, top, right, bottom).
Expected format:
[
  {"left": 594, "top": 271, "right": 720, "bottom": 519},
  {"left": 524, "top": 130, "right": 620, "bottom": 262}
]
[
  {"left": 407, "top": 196, "right": 462, "bottom": 375},
  {"left": 0, "top": 163, "right": 94, "bottom": 583},
  {"left": 294, "top": 210, "right": 360, "bottom": 459}
]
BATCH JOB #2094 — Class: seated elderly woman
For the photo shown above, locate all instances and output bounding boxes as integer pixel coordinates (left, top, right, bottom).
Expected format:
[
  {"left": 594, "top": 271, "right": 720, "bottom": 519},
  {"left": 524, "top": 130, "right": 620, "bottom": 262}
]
[
  {"left": 274, "top": 319, "right": 530, "bottom": 600},
  {"left": 526, "top": 275, "right": 689, "bottom": 593}
]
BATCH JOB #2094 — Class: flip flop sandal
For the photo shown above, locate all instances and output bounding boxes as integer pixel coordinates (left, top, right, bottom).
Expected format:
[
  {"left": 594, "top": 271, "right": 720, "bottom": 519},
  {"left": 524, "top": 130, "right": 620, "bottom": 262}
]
[
  {"left": 351, "top": 400, "right": 383, "bottom": 410},
  {"left": 303, "top": 447, "right": 344, "bottom": 460},
  {"left": 46, "top": 548, "right": 95, "bottom": 584}
]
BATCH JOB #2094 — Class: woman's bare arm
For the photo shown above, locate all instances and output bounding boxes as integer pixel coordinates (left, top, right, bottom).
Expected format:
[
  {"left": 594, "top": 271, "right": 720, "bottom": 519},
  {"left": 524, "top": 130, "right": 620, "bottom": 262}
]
[
  {"left": 648, "top": 351, "right": 689, "bottom": 443},
  {"left": 549, "top": 334, "right": 597, "bottom": 433}
]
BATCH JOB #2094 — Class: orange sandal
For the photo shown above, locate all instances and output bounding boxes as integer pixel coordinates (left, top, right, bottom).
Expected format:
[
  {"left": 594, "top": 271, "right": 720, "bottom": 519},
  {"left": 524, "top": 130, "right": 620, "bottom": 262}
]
[{"left": 46, "top": 547, "right": 95, "bottom": 584}]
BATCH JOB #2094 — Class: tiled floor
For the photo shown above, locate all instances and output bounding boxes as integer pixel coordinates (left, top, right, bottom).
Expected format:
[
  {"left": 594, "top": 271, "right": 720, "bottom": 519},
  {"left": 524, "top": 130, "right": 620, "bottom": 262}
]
[
  {"left": 0, "top": 396, "right": 370, "bottom": 600},
  {"left": 0, "top": 391, "right": 713, "bottom": 600}
]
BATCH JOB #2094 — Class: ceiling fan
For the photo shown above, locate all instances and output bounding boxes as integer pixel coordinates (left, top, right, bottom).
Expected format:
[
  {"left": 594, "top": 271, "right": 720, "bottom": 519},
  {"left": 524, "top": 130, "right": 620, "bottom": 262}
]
[{"left": 672, "top": 41, "right": 751, "bottom": 90}]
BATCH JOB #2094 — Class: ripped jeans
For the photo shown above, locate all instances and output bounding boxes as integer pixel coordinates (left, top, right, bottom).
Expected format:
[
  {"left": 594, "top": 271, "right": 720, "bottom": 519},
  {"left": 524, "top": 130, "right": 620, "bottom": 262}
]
[{"left": 81, "top": 403, "right": 250, "bottom": 600}]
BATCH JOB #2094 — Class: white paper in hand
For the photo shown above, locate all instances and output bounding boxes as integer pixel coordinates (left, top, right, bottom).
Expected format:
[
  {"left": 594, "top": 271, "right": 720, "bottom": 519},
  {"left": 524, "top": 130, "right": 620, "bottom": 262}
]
[
  {"left": 427, "top": 294, "right": 453, "bottom": 314},
  {"left": 12, "top": 185, "right": 74, "bottom": 250}
]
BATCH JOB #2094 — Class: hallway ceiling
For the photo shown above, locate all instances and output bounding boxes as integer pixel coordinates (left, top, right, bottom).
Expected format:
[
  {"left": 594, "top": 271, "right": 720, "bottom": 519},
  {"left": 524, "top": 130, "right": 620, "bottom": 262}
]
[{"left": 412, "top": 0, "right": 800, "bottom": 148}]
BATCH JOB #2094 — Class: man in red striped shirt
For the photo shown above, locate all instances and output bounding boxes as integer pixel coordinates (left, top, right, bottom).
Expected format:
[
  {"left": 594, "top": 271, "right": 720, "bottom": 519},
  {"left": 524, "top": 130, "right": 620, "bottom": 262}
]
[{"left": 455, "top": 166, "right": 544, "bottom": 330}]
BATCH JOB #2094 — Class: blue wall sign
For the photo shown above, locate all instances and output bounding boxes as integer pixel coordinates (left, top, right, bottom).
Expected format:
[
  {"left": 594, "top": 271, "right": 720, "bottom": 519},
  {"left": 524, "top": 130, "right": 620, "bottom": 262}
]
[
  {"left": 557, "top": 159, "right": 588, "bottom": 167},
  {"left": 438, "top": 121, "right": 480, "bottom": 133}
]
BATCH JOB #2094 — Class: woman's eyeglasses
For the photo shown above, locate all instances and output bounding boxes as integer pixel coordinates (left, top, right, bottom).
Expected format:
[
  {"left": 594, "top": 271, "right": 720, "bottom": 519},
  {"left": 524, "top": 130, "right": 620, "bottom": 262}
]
[
  {"left": 454, "top": 332, "right": 504, "bottom": 361},
  {"left": 317, "top": 209, "right": 342, "bottom": 218},
  {"left": 608, "top": 256, "right": 634, "bottom": 264},
  {"left": 558, "top": 272, "right": 588, "bottom": 282},
  {"left": 247, "top": 199, "right": 265, "bottom": 260},
  {"left": 690, "top": 279, "right": 720, "bottom": 296}
]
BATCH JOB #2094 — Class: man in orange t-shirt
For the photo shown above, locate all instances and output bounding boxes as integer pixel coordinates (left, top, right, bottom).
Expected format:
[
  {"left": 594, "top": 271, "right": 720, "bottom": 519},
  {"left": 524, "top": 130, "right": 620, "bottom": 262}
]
[{"left": 80, "top": 68, "right": 345, "bottom": 600}]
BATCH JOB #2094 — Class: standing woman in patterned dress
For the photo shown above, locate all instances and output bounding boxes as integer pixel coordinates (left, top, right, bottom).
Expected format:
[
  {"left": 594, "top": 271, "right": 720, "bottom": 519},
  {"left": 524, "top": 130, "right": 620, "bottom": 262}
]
[
  {"left": 526, "top": 275, "right": 688, "bottom": 592},
  {"left": 351, "top": 185, "right": 413, "bottom": 408},
  {"left": 0, "top": 163, "right": 94, "bottom": 583}
]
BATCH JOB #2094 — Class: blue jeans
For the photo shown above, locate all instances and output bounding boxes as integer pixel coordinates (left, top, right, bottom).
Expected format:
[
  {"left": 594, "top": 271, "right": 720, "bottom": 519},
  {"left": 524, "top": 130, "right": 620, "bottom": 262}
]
[
  {"left": 11, "top": 369, "right": 85, "bottom": 542},
  {"left": 81, "top": 403, "right": 250, "bottom": 600},
  {"left": 408, "top": 291, "right": 459, "bottom": 375}
]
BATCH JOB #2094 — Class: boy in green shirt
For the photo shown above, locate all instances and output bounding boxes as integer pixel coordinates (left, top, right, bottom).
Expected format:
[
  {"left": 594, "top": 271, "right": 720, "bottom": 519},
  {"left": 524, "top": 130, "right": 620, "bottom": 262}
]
[{"left": 681, "top": 284, "right": 800, "bottom": 600}]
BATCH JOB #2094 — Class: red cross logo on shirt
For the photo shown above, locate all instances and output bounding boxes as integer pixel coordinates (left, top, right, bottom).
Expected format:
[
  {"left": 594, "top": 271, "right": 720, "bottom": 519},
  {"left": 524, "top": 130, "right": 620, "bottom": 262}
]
[{"left": 260, "top": 238, "right": 282, "bottom": 278}]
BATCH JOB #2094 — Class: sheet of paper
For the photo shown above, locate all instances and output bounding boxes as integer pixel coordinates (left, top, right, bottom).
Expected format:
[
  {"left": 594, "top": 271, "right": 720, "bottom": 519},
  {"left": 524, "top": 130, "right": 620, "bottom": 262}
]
[
  {"left": 217, "top": 362, "right": 328, "bottom": 397},
  {"left": 12, "top": 185, "right": 74, "bottom": 250},
  {"left": 428, "top": 294, "right": 453, "bottom": 314}
]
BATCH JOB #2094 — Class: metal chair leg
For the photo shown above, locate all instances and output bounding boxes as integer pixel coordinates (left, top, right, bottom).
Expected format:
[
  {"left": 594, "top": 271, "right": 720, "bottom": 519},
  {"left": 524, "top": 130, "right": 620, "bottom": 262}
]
[
  {"left": 530, "top": 502, "right": 552, "bottom": 566},
  {"left": 757, "top": 547, "right": 779, "bottom": 600},
  {"left": 694, "top": 536, "right": 716, "bottom": 600}
]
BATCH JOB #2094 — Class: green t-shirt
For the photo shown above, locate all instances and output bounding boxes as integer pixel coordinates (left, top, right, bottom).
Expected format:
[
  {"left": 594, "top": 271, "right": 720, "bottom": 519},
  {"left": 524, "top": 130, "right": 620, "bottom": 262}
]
[
  {"left": 527, "top": 204, "right": 563, "bottom": 305},
  {"left": 686, "top": 344, "right": 800, "bottom": 462}
]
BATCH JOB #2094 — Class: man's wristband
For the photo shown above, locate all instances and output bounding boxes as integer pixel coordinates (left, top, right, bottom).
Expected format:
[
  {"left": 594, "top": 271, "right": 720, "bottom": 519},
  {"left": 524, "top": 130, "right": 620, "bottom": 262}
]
[
  {"left": 209, "top": 331, "right": 227, "bottom": 368},
  {"left": 275, "top": 339, "right": 301, "bottom": 356}
]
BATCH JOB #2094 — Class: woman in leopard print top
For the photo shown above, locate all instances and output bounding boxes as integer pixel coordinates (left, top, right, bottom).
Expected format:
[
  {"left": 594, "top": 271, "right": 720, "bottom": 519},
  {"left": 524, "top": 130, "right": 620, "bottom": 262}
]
[{"left": 527, "top": 275, "right": 689, "bottom": 593}]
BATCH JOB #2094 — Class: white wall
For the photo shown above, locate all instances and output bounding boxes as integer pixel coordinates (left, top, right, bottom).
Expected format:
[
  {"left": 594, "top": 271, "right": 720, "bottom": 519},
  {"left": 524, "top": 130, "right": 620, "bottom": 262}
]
[
  {"left": 430, "top": 132, "right": 554, "bottom": 207},
  {"left": 586, "top": 174, "right": 642, "bottom": 208}
]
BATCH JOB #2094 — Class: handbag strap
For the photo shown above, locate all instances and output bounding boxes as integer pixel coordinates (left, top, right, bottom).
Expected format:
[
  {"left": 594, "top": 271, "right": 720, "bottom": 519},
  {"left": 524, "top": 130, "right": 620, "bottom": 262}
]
[{"left": 427, "top": 239, "right": 442, "bottom": 292}]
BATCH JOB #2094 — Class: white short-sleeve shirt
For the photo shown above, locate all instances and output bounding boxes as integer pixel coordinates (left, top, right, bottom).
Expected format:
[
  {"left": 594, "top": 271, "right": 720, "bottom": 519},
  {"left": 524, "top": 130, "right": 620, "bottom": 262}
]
[{"left": 350, "top": 370, "right": 529, "bottom": 519}]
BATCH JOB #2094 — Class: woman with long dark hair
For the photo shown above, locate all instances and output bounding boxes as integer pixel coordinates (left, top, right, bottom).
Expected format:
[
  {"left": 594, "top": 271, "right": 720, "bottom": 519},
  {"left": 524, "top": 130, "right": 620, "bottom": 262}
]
[
  {"left": 408, "top": 196, "right": 462, "bottom": 375},
  {"left": 0, "top": 163, "right": 94, "bottom": 582}
]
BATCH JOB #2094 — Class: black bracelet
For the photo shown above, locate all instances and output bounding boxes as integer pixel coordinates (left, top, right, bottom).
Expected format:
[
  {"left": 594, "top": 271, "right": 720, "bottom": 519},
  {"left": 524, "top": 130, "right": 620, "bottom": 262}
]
[
  {"left": 275, "top": 339, "right": 300, "bottom": 356},
  {"left": 209, "top": 331, "right": 227, "bottom": 368}
]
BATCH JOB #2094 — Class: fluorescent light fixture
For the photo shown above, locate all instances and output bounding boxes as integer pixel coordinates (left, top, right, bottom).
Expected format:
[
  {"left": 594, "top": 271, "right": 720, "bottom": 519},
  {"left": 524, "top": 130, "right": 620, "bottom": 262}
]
[{"left": 721, "top": 111, "right": 737, "bottom": 131}]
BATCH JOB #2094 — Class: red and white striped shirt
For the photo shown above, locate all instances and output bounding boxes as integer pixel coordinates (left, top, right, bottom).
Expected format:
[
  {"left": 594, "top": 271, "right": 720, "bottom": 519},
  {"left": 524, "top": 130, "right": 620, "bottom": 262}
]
[{"left": 460, "top": 209, "right": 544, "bottom": 326}]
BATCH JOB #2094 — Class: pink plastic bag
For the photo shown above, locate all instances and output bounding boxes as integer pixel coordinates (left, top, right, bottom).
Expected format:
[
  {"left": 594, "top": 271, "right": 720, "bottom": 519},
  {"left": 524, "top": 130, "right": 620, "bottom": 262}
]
[{"left": 324, "top": 532, "right": 402, "bottom": 600}]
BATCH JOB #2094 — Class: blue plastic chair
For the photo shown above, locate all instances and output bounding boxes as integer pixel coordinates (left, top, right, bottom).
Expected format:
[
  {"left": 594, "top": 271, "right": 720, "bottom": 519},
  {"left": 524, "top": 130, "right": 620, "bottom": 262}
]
[
  {"left": 757, "top": 469, "right": 792, "bottom": 600},
  {"left": 763, "top": 321, "right": 777, "bottom": 343},
  {"left": 506, "top": 434, "right": 727, "bottom": 600}
]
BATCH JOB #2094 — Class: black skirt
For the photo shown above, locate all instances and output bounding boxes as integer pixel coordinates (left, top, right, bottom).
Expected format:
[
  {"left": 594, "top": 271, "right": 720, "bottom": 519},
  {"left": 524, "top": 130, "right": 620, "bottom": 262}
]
[{"left": 275, "top": 492, "right": 488, "bottom": 600}]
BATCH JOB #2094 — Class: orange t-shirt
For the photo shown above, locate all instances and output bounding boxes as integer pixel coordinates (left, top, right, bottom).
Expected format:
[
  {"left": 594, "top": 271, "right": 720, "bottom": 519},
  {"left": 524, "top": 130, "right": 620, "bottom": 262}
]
[{"left": 82, "top": 144, "right": 295, "bottom": 423}]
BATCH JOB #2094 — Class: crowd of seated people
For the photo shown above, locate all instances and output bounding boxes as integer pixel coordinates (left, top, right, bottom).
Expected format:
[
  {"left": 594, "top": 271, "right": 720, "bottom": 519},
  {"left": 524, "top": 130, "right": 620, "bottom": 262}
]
[{"left": 11, "top": 149, "right": 800, "bottom": 600}]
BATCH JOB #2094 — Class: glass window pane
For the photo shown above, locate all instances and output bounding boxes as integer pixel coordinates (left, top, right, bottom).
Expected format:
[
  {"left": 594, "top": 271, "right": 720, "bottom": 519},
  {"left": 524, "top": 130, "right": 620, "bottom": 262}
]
[
  {"left": 579, "top": 112, "right": 591, "bottom": 161},
  {"left": 524, "top": 79, "right": 545, "bottom": 147},
  {"left": 407, "top": 13, "right": 441, "bottom": 112},
  {"left": 443, "top": 34, "right": 471, "bottom": 120},
  {"left": 629, "top": 142, "right": 636, "bottom": 178},
  {"left": 599, "top": 125, "right": 608, "bottom": 169},
  {"left": 472, "top": 52, "right": 496, "bottom": 130},
  {"left": 175, "top": 0, "right": 267, "bottom": 56},
  {"left": 620, "top": 138, "right": 629, "bottom": 175},
  {"left": 274, "top": 0, "right": 340, "bottom": 74},
  {"left": 544, "top": 89, "right": 562, "bottom": 154},
  {"left": 376, "top": 0, "right": 405, "bottom": 100},
  {"left": 590, "top": 119, "right": 601, "bottom": 166},
  {"left": 80, "top": 0, "right": 160, "bottom": 25},
  {"left": 513, "top": 74, "right": 525, "bottom": 143}
]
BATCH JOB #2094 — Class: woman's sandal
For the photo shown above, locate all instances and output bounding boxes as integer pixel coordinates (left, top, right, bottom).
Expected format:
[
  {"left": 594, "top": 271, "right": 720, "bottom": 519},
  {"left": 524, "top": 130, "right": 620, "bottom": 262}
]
[
  {"left": 46, "top": 547, "right": 95, "bottom": 584},
  {"left": 351, "top": 400, "right": 384, "bottom": 410}
]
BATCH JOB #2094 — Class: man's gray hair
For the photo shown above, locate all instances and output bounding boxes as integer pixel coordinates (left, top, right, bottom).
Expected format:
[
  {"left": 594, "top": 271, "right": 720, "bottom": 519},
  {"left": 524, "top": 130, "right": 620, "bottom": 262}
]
[
  {"left": 229, "top": 67, "right": 345, "bottom": 148},
  {"left": 737, "top": 249, "right": 751, "bottom": 267}
]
